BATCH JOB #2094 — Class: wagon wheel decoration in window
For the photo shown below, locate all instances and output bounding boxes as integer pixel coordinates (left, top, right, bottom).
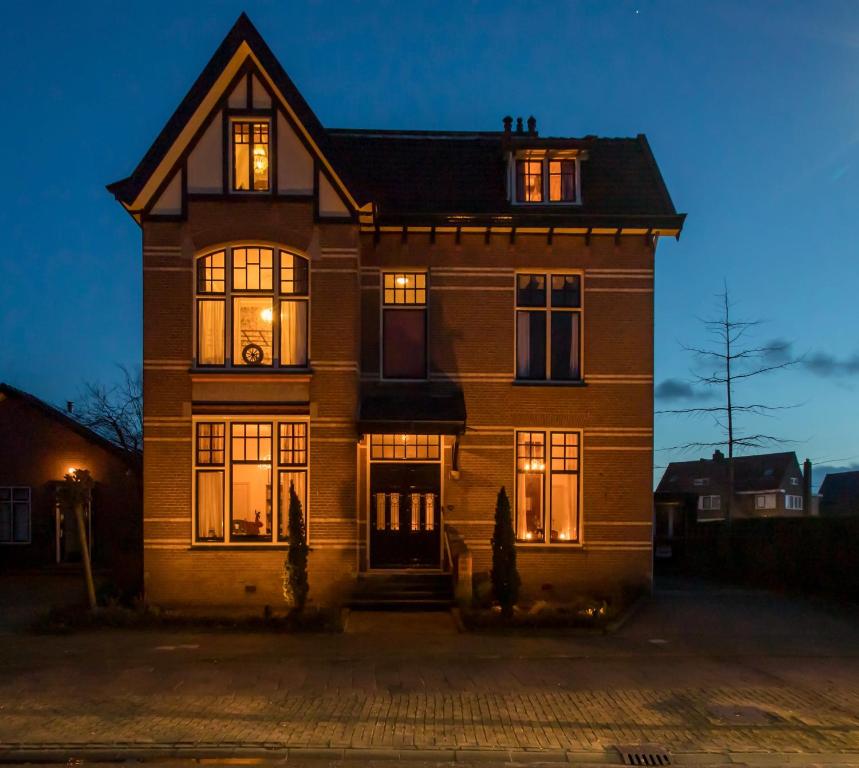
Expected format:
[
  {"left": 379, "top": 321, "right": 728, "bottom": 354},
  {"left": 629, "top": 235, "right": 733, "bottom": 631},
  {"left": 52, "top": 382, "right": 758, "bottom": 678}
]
[{"left": 242, "top": 343, "right": 264, "bottom": 365}]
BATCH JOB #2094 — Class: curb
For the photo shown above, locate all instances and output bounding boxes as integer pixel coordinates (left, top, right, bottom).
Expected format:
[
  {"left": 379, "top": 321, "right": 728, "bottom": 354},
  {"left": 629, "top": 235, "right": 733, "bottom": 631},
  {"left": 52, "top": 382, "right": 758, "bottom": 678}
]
[{"left": 0, "top": 745, "right": 613, "bottom": 765}]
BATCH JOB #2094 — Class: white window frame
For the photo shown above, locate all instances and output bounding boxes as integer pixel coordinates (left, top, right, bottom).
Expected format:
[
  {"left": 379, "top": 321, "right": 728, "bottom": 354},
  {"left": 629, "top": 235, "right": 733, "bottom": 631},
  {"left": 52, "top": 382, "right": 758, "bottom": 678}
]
[
  {"left": 755, "top": 493, "right": 776, "bottom": 510},
  {"left": 509, "top": 153, "right": 582, "bottom": 206},
  {"left": 698, "top": 494, "right": 721, "bottom": 511},
  {"left": 786, "top": 494, "right": 803, "bottom": 511},
  {"left": 514, "top": 270, "right": 584, "bottom": 383},
  {"left": 0, "top": 486, "right": 31, "bottom": 544},
  {"left": 191, "top": 415, "right": 310, "bottom": 546}
]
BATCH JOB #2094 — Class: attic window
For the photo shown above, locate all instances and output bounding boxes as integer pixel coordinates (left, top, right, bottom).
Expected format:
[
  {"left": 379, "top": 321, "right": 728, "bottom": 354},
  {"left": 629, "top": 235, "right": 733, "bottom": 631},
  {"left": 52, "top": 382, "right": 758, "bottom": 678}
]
[
  {"left": 693, "top": 478, "right": 709, "bottom": 487},
  {"left": 514, "top": 155, "right": 579, "bottom": 204},
  {"left": 231, "top": 120, "right": 270, "bottom": 192}
]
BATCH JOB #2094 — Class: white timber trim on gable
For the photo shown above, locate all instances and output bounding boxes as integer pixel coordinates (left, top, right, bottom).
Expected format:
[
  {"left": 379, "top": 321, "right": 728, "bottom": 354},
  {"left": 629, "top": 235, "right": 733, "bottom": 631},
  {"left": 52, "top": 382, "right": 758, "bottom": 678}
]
[{"left": 122, "top": 42, "right": 359, "bottom": 218}]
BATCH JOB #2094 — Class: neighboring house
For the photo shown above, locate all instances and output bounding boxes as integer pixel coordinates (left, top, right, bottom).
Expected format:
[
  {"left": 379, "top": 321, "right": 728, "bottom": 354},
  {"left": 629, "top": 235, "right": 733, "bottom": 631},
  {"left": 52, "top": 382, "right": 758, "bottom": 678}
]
[
  {"left": 0, "top": 384, "right": 142, "bottom": 593},
  {"left": 108, "top": 14, "right": 685, "bottom": 610},
  {"left": 655, "top": 451, "right": 814, "bottom": 553},
  {"left": 819, "top": 470, "right": 859, "bottom": 517}
]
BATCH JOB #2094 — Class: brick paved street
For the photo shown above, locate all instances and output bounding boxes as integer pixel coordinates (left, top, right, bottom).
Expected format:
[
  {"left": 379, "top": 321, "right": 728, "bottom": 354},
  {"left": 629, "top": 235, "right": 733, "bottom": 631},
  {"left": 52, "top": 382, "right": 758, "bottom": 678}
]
[{"left": 1, "top": 579, "right": 858, "bottom": 765}]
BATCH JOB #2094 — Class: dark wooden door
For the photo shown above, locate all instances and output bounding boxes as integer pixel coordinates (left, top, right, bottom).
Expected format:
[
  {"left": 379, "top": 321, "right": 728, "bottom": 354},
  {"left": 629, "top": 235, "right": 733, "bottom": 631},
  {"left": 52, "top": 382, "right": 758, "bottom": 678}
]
[{"left": 370, "top": 463, "right": 441, "bottom": 569}]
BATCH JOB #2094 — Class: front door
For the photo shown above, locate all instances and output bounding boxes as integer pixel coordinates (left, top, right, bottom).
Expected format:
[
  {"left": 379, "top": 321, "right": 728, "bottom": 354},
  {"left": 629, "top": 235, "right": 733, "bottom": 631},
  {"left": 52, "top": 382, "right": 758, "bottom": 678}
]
[{"left": 370, "top": 463, "right": 441, "bottom": 569}]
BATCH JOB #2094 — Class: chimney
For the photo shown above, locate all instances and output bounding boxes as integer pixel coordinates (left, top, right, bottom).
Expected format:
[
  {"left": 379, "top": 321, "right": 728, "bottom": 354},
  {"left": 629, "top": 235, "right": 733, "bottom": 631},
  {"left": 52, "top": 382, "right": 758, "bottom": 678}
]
[
  {"left": 515, "top": 117, "right": 524, "bottom": 134},
  {"left": 803, "top": 458, "right": 813, "bottom": 516},
  {"left": 527, "top": 115, "right": 537, "bottom": 136},
  {"left": 713, "top": 449, "right": 725, "bottom": 461},
  {"left": 502, "top": 115, "right": 513, "bottom": 135},
  {"left": 66, "top": 401, "right": 74, "bottom": 414}
]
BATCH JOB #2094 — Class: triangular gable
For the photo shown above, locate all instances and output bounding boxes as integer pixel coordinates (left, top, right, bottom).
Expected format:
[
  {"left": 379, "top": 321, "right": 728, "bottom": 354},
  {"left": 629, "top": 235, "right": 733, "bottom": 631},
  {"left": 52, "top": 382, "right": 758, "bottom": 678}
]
[{"left": 107, "top": 13, "right": 359, "bottom": 219}]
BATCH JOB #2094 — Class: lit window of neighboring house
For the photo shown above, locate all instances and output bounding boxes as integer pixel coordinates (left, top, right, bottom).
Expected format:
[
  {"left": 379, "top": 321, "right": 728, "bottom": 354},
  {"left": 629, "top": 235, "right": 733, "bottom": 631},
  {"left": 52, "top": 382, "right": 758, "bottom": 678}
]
[
  {"left": 381, "top": 272, "right": 427, "bottom": 380},
  {"left": 193, "top": 419, "right": 308, "bottom": 544},
  {"left": 515, "top": 430, "right": 581, "bottom": 544},
  {"left": 195, "top": 246, "right": 309, "bottom": 369},
  {"left": 790, "top": 477, "right": 800, "bottom": 486},
  {"left": 231, "top": 120, "right": 270, "bottom": 191},
  {"left": 0, "top": 487, "right": 30, "bottom": 544},
  {"left": 785, "top": 495, "right": 803, "bottom": 511},
  {"left": 693, "top": 477, "right": 709, "bottom": 487},
  {"left": 755, "top": 493, "right": 777, "bottom": 510},
  {"left": 516, "top": 273, "right": 582, "bottom": 382}
]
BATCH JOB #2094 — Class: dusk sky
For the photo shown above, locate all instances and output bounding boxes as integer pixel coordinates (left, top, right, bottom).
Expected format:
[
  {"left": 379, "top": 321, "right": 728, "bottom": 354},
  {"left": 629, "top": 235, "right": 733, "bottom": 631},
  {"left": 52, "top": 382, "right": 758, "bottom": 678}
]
[{"left": 1, "top": 1, "right": 857, "bottom": 487}]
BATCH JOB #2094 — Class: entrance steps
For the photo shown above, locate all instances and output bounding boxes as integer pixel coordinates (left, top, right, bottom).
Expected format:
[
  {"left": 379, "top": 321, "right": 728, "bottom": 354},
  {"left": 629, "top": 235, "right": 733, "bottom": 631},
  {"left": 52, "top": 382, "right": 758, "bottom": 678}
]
[{"left": 347, "top": 572, "right": 454, "bottom": 611}]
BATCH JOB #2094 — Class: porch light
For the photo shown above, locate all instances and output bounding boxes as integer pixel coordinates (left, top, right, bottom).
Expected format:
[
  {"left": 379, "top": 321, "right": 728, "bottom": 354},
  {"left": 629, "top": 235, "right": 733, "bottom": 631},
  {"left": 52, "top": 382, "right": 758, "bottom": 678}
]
[
  {"left": 260, "top": 307, "right": 273, "bottom": 323},
  {"left": 253, "top": 144, "right": 268, "bottom": 175},
  {"left": 67, "top": 467, "right": 77, "bottom": 475}
]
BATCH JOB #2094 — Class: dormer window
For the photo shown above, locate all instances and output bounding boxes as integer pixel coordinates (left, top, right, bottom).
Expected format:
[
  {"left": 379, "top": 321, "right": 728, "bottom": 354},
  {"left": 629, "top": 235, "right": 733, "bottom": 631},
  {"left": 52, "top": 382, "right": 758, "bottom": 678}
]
[
  {"left": 513, "top": 154, "right": 579, "bottom": 204},
  {"left": 231, "top": 120, "right": 270, "bottom": 192}
]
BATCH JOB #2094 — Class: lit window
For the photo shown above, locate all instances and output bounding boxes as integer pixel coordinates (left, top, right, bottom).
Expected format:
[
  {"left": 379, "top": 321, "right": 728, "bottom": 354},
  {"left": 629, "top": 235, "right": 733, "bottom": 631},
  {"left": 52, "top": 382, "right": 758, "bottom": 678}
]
[
  {"left": 0, "top": 487, "right": 31, "bottom": 544},
  {"left": 516, "top": 160, "right": 543, "bottom": 202},
  {"left": 193, "top": 420, "right": 308, "bottom": 544},
  {"left": 698, "top": 495, "right": 721, "bottom": 511},
  {"left": 232, "top": 121, "right": 270, "bottom": 191},
  {"left": 516, "top": 273, "right": 581, "bottom": 381},
  {"left": 516, "top": 431, "right": 581, "bottom": 544},
  {"left": 549, "top": 160, "right": 576, "bottom": 202},
  {"left": 230, "top": 423, "right": 272, "bottom": 540},
  {"left": 370, "top": 434, "right": 440, "bottom": 461},
  {"left": 195, "top": 247, "right": 309, "bottom": 368},
  {"left": 382, "top": 272, "right": 427, "bottom": 379}
]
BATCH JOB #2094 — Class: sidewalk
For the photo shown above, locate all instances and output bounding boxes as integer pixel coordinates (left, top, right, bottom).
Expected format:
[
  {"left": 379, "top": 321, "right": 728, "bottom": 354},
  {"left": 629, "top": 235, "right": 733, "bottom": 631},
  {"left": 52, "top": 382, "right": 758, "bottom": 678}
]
[{"left": 1, "top": 584, "right": 858, "bottom": 764}]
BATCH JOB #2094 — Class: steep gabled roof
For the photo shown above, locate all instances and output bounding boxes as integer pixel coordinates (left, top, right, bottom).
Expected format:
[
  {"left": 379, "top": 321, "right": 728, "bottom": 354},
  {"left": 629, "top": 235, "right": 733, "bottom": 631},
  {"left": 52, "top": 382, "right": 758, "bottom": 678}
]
[
  {"left": 329, "top": 130, "right": 683, "bottom": 229},
  {"left": 107, "top": 13, "right": 358, "bottom": 213},
  {"left": 0, "top": 383, "right": 139, "bottom": 467},
  {"left": 656, "top": 451, "right": 800, "bottom": 495}
]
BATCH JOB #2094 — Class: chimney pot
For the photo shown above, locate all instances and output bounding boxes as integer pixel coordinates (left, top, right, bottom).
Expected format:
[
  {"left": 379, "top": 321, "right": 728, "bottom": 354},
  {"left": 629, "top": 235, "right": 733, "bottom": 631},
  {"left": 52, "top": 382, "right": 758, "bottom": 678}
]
[
  {"left": 502, "top": 115, "right": 513, "bottom": 134},
  {"left": 516, "top": 117, "right": 524, "bottom": 134},
  {"left": 66, "top": 401, "right": 74, "bottom": 414},
  {"left": 713, "top": 449, "right": 724, "bottom": 461},
  {"left": 527, "top": 115, "right": 537, "bottom": 135}
]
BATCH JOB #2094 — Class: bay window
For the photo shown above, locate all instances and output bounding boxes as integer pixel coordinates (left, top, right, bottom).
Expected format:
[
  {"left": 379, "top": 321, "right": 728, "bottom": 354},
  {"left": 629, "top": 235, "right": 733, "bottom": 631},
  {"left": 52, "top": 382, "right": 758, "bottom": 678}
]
[
  {"left": 195, "top": 246, "right": 309, "bottom": 368},
  {"left": 193, "top": 418, "right": 308, "bottom": 544},
  {"left": 382, "top": 272, "right": 427, "bottom": 379},
  {"left": 516, "top": 431, "right": 580, "bottom": 544},
  {"left": 516, "top": 272, "right": 582, "bottom": 381}
]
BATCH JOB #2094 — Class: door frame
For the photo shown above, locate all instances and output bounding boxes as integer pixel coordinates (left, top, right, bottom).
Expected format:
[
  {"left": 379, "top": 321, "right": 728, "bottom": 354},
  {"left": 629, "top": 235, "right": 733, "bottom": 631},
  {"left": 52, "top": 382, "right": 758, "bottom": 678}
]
[{"left": 364, "top": 434, "right": 445, "bottom": 573}]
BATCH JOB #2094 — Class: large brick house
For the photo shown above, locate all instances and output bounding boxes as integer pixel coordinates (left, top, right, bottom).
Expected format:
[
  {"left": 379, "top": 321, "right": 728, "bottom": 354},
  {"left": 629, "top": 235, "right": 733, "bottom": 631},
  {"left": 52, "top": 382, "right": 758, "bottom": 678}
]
[{"left": 108, "top": 14, "right": 684, "bottom": 611}]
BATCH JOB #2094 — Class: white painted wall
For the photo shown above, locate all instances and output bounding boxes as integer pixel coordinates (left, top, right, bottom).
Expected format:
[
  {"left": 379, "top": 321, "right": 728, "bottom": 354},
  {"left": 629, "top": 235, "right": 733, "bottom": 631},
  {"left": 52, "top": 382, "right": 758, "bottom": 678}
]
[
  {"left": 277, "top": 112, "right": 313, "bottom": 194},
  {"left": 151, "top": 170, "right": 183, "bottom": 215},
  {"left": 251, "top": 75, "right": 271, "bottom": 109},
  {"left": 318, "top": 171, "right": 349, "bottom": 217},
  {"left": 187, "top": 112, "right": 223, "bottom": 193}
]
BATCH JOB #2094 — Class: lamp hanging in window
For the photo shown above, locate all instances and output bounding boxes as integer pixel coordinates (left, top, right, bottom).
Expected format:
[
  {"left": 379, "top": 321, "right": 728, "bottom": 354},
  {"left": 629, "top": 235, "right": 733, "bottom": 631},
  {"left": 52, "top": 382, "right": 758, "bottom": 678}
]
[{"left": 253, "top": 144, "right": 269, "bottom": 175}]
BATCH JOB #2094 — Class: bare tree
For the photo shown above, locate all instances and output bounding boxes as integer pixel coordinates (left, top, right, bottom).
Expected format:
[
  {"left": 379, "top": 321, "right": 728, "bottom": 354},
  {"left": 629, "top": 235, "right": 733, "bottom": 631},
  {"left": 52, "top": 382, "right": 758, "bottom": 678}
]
[
  {"left": 659, "top": 285, "right": 798, "bottom": 526},
  {"left": 75, "top": 365, "right": 142, "bottom": 456}
]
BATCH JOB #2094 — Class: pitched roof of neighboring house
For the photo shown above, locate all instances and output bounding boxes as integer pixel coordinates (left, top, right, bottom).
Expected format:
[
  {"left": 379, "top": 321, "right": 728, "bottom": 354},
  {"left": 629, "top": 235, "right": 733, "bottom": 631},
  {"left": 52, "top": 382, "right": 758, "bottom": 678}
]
[
  {"left": 107, "top": 13, "right": 685, "bottom": 233},
  {"left": 656, "top": 451, "right": 801, "bottom": 495},
  {"left": 819, "top": 470, "right": 859, "bottom": 512},
  {"left": 0, "top": 383, "right": 139, "bottom": 466}
]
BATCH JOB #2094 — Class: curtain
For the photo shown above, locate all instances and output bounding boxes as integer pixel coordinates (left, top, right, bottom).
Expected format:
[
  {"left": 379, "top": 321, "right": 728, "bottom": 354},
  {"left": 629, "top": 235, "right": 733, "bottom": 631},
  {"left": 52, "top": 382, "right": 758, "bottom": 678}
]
[
  {"left": 281, "top": 300, "right": 308, "bottom": 366},
  {"left": 569, "top": 313, "right": 581, "bottom": 379},
  {"left": 198, "top": 300, "right": 225, "bottom": 365},
  {"left": 196, "top": 471, "right": 223, "bottom": 539},
  {"left": 516, "top": 474, "right": 528, "bottom": 540},
  {"left": 516, "top": 312, "right": 531, "bottom": 378}
]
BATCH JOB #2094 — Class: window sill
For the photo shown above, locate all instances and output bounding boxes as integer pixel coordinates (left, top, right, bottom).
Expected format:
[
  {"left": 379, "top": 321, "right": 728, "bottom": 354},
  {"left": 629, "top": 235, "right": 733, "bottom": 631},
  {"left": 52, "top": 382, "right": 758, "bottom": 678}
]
[
  {"left": 190, "top": 367, "right": 313, "bottom": 375},
  {"left": 512, "top": 379, "right": 586, "bottom": 387},
  {"left": 189, "top": 544, "right": 298, "bottom": 551},
  {"left": 515, "top": 541, "right": 584, "bottom": 550}
]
